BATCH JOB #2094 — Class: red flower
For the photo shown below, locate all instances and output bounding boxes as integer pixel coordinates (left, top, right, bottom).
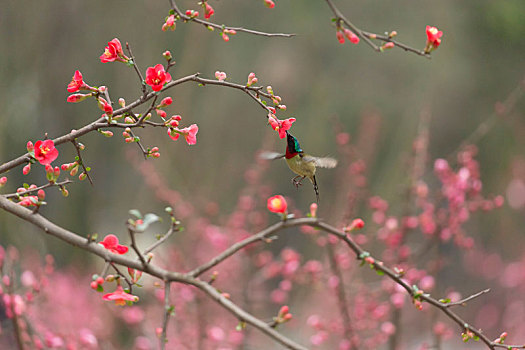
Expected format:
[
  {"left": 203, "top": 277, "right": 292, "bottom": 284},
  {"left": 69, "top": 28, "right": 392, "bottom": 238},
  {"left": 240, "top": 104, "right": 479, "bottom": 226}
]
[
  {"left": 204, "top": 3, "right": 214, "bottom": 19},
  {"left": 34, "top": 140, "right": 59, "bottom": 165},
  {"left": 100, "top": 38, "right": 129, "bottom": 63},
  {"left": 425, "top": 26, "right": 443, "bottom": 53},
  {"left": 268, "top": 115, "right": 296, "bottom": 139},
  {"left": 67, "top": 70, "right": 85, "bottom": 92},
  {"left": 145, "top": 64, "right": 172, "bottom": 92},
  {"left": 102, "top": 286, "right": 139, "bottom": 306},
  {"left": 99, "top": 234, "right": 129, "bottom": 254},
  {"left": 267, "top": 195, "right": 287, "bottom": 214}
]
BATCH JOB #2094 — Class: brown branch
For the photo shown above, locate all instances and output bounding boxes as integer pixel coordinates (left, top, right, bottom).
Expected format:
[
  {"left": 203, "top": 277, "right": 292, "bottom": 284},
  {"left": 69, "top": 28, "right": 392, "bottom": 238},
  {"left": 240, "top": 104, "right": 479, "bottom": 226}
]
[
  {"left": 445, "top": 288, "right": 491, "bottom": 308},
  {"left": 0, "top": 195, "right": 307, "bottom": 350},
  {"left": 167, "top": 0, "right": 294, "bottom": 38},
  {"left": 189, "top": 217, "right": 521, "bottom": 349},
  {"left": 125, "top": 42, "right": 147, "bottom": 96},
  {"left": 324, "top": 0, "right": 431, "bottom": 58},
  {"left": 0, "top": 73, "right": 275, "bottom": 175},
  {"left": 3, "top": 179, "right": 73, "bottom": 199},
  {"left": 143, "top": 221, "right": 178, "bottom": 255},
  {"left": 127, "top": 226, "right": 147, "bottom": 266},
  {"left": 326, "top": 244, "right": 357, "bottom": 349},
  {"left": 2, "top": 192, "right": 524, "bottom": 349},
  {"left": 160, "top": 281, "right": 172, "bottom": 350},
  {"left": 71, "top": 139, "right": 93, "bottom": 185}
]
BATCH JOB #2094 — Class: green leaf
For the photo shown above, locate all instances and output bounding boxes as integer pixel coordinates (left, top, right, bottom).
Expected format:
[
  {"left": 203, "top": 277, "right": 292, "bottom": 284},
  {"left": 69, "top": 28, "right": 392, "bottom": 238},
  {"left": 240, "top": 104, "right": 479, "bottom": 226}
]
[
  {"left": 439, "top": 298, "right": 451, "bottom": 304},
  {"left": 375, "top": 269, "right": 384, "bottom": 276},
  {"left": 129, "top": 209, "right": 142, "bottom": 219},
  {"left": 96, "top": 284, "right": 104, "bottom": 293},
  {"left": 136, "top": 213, "right": 161, "bottom": 231},
  {"left": 359, "top": 251, "right": 370, "bottom": 259},
  {"left": 86, "top": 167, "right": 91, "bottom": 172}
]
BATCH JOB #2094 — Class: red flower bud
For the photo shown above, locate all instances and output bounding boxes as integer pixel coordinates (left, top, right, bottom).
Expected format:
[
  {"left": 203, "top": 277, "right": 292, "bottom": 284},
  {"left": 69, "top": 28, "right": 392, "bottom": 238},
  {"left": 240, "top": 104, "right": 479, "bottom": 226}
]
[{"left": 336, "top": 31, "right": 345, "bottom": 44}]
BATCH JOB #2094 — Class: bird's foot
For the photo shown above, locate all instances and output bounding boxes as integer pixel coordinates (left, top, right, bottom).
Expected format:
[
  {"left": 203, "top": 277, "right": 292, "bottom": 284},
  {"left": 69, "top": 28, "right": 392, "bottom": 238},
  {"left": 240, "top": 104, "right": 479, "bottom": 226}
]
[{"left": 291, "top": 176, "right": 305, "bottom": 188}]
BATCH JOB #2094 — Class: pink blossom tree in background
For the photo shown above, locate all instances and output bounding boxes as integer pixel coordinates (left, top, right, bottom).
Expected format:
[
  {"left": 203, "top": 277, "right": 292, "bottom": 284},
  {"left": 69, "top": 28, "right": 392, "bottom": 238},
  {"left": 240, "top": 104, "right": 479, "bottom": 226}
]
[{"left": 1, "top": 1, "right": 525, "bottom": 349}]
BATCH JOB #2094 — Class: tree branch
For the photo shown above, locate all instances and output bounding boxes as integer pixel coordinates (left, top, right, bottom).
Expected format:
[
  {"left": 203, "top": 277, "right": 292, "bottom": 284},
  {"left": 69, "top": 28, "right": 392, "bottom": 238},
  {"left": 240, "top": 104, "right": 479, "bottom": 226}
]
[{"left": 167, "top": 0, "right": 295, "bottom": 38}]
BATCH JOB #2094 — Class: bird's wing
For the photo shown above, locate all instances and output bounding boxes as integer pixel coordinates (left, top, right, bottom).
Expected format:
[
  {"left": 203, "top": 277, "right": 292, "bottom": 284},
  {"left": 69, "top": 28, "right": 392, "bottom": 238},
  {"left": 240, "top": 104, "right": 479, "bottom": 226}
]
[
  {"left": 302, "top": 156, "right": 338, "bottom": 168},
  {"left": 258, "top": 151, "right": 285, "bottom": 160}
]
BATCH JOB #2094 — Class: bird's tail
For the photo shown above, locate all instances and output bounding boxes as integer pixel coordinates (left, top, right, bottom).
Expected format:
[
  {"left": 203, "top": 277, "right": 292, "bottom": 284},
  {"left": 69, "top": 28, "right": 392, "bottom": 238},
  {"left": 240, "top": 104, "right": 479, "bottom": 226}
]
[{"left": 311, "top": 175, "right": 319, "bottom": 203}]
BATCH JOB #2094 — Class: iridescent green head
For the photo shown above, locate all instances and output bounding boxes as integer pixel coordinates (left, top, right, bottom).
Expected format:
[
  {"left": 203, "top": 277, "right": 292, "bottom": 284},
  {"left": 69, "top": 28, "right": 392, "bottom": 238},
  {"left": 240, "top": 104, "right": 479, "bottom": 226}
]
[{"left": 286, "top": 132, "right": 302, "bottom": 153}]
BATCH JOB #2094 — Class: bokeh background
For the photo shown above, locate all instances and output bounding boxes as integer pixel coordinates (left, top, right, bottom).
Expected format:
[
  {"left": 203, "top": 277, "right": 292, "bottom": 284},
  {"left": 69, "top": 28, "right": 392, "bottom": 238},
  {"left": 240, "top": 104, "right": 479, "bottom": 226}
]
[{"left": 1, "top": 0, "right": 525, "bottom": 349}]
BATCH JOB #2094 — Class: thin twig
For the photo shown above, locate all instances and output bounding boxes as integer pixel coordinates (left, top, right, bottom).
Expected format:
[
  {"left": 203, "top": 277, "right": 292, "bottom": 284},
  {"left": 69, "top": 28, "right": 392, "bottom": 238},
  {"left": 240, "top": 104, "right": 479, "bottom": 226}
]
[
  {"left": 72, "top": 139, "right": 93, "bottom": 185},
  {"left": 326, "top": 244, "right": 357, "bottom": 349},
  {"left": 125, "top": 42, "right": 147, "bottom": 96},
  {"left": 127, "top": 226, "right": 147, "bottom": 266},
  {"left": 445, "top": 289, "right": 491, "bottom": 308},
  {"left": 324, "top": 0, "right": 431, "bottom": 58},
  {"left": 167, "top": 0, "right": 294, "bottom": 38},
  {"left": 160, "top": 281, "right": 172, "bottom": 350},
  {"left": 3, "top": 179, "right": 73, "bottom": 199},
  {"left": 143, "top": 223, "right": 177, "bottom": 255}
]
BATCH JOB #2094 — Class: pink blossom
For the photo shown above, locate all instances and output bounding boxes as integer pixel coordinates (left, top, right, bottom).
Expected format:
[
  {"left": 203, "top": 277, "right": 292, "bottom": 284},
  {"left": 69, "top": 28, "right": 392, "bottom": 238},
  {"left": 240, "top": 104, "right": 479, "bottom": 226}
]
[
  {"left": 268, "top": 115, "right": 296, "bottom": 139},
  {"left": 215, "top": 71, "right": 227, "bottom": 81},
  {"left": 102, "top": 286, "right": 139, "bottom": 305}
]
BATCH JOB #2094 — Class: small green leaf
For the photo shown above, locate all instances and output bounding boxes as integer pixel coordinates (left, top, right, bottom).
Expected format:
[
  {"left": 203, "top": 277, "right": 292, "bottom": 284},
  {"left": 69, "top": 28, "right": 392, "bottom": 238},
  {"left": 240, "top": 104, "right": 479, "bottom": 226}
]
[
  {"left": 359, "top": 251, "right": 370, "bottom": 259},
  {"left": 96, "top": 285, "right": 104, "bottom": 293},
  {"left": 375, "top": 269, "right": 384, "bottom": 276},
  {"left": 136, "top": 213, "right": 161, "bottom": 231},
  {"left": 129, "top": 209, "right": 142, "bottom": 219},
  {"left": 86, "top": 167, "right": 91, "bottom": 172},
  {"left": 439, "top": 298, "right": 451, "bottom": 304}
]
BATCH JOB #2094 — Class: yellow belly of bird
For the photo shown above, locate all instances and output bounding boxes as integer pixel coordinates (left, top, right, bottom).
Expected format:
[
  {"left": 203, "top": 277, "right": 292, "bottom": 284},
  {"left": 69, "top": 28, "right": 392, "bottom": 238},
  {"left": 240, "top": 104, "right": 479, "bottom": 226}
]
[{"left": 286, "top": 155, "right": 316, "bottom": 178}]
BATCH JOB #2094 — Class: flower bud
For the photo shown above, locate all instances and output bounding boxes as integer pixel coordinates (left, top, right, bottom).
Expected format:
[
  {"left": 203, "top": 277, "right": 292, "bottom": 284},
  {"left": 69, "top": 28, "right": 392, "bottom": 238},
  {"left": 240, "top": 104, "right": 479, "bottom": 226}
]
[
  {"left": 247, "top": 72, "right": 258, "bottom": 86},
  {"left": 159, "top": 97, "right": 173, "bottom": 107},
  {"left": 380, "top": 42, "right": 395, "bottom": 51},
  {"left": 163, "top": 50, "right": 172, "bottom": 61},
  {"left": 0, "top": 176, "right": 7, "bottom": 187},
  {"left": 70, "top": 165, "right": 79, "bottom": 176},
  {"left": 37, "top": 189, "right": 45, "bottom": 200},
  {"left": 23, "top": 164, "right": 31, "bottom": 175},
  {"left": 67, "top": 93, "right": 91, "bottom": 103},
  {"left": 26, "top": 141, "right": 34, "bottom": 152},
  {"left": 118, "top": 98, "right": 126, "bottom": 107}
]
